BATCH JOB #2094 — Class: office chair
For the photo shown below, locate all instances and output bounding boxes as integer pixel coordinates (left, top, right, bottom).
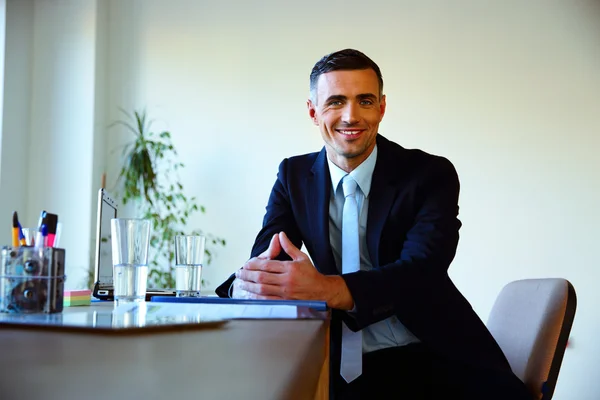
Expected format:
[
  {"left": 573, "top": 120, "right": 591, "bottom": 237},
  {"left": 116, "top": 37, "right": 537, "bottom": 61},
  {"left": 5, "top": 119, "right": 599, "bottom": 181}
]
[{"left": 486, "top": 278, "right": 576, "bottom": 400}]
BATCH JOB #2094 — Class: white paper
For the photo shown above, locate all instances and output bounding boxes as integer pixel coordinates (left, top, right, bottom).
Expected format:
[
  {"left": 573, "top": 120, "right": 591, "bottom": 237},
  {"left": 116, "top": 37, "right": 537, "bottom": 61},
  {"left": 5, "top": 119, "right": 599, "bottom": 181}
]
[{"left": 140, "top": 303, "right": 299, "bottom": 320}]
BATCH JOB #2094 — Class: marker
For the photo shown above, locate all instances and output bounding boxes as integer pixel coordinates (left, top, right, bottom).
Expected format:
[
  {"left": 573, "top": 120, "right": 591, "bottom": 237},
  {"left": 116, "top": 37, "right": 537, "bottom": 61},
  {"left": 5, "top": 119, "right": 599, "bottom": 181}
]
[
  {"left": 42, "top": 224, "right": 48, "bottom": 247},
  {"left": 12, "top": 212, "right": 20, "bottom": 247},
  {"left": 44, "top": 213, "right": 58, "bottom": 247},
  {"left": 53, "top": 222, "right": 62, "bottom": 248}
]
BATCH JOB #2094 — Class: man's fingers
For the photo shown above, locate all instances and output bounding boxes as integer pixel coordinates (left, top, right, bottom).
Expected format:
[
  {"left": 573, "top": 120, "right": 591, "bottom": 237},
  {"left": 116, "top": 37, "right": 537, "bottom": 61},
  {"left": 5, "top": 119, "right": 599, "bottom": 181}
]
[
  {"left": 246, "top": 294, "right": 282, "bottom": 300},
  {"left": 243, "top": 258, "right": 287, "bottom": 273},
  {"left": 231, "top": 278, "right": 250, "bottom": 299},
  {"left": 258, "top": 233, "right": 282, "bottom": 260},
  {"left": 237, "top": 281, "right": 283, "bottom": 297},
  {"left": 279, "top": 231, "right": 305, "bottom": 261},
  {"left": 232, "top": 288, "right": 282, "bottom": 300},
  {"left": 236, "top": 269, "right": 285, "bottom": 285}
]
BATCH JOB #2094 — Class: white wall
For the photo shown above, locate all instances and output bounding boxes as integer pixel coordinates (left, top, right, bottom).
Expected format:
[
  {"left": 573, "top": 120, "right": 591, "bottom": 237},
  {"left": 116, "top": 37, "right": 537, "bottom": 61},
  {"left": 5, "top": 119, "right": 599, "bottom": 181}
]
[
  {"left": 27, "top": 0, "right": 98, "bottom": 288},
  {"left": 102, "top": 1, "right": 600, "bottom": 398},
  {"left": 1, "top": 0, "right": 99, "bottom": 287},
  {"left": 0, "top": 1, "right": 598, "bottom": 398},
  {"left": 0, "top": 0, "right": 6, "bottom": 166},
  {"left": 0, "top": 0, "right": 33, "bottom": 246},
  {"left": 89, "top": 0, "right": 108, "bottom": 282}
]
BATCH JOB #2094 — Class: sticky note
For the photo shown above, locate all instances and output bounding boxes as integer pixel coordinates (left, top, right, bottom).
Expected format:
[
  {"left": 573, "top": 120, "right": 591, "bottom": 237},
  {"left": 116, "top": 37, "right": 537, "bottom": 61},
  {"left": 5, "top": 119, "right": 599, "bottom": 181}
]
[{"left": 64, "top": 289, "right": 91, "bottom": 307}]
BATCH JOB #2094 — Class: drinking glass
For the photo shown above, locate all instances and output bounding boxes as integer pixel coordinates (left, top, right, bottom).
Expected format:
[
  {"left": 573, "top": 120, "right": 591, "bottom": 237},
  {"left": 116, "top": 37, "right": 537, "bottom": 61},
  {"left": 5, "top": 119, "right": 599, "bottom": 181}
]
[
  {"left": 111, "top": 218, "right": 151, "bottom": 304},
  {"left": 175, "top": 235, "right": 205, "bottom": 297}
]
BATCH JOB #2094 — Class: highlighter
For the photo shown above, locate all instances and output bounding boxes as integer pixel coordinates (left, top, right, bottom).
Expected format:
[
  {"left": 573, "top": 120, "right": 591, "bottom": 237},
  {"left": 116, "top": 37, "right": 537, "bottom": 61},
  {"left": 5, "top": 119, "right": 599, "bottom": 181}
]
[
  {"left": 12, "top": 212, "right": 20, "bottom": 247},
  {"left": 44, "top": 213, "right": 58, "bottom": 247},
  {"left": 53, "top": 222, "right": 62, "bottom": 248}
]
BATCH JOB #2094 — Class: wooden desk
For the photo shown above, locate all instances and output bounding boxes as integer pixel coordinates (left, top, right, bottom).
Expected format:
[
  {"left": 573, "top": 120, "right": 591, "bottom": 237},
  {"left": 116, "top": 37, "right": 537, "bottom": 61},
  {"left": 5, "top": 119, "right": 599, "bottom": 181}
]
[{"left": 0, "top": 303, "right": 330, "bottom": 400}]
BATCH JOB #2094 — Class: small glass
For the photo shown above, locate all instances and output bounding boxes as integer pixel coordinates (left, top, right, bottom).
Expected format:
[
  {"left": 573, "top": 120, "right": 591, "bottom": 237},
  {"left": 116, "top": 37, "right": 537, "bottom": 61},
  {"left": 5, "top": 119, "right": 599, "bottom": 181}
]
[
  {"left": 111, "top": 218, "right": 151, "bottom": 305},
  {"left": 175, "top": 235, "right": 205, "bottom": 297}
]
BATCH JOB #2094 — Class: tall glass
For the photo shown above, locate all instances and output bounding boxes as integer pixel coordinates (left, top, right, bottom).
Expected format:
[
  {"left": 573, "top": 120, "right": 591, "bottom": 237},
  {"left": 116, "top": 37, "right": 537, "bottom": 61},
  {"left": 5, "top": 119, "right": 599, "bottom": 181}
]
[
  {"left": 175, "top": 235, "right": 205, "bottom": 297},
  {"left": 111, "top": 218, "right": 151, "bottom": 304}
]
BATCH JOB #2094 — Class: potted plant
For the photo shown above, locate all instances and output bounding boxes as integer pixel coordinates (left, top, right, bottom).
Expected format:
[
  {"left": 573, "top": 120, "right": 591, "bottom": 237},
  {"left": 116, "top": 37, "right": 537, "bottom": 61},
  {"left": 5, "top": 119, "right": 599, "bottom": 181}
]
[{"left": 110, "top": 109, "right": 225, "bottom": 288}]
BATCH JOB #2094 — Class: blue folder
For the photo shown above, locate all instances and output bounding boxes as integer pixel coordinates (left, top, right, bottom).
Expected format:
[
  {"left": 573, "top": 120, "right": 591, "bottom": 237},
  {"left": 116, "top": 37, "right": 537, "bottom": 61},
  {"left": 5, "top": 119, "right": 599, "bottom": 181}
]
[{"left": 150, "top": 296, "right": 328, "bottom": 311}]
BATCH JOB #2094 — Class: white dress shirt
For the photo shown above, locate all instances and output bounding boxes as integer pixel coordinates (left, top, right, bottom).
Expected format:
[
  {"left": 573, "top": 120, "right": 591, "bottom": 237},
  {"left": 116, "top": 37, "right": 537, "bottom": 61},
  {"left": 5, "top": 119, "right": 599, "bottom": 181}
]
[{"left": 327, "top": 145, "right": 420, "bottom": 353}]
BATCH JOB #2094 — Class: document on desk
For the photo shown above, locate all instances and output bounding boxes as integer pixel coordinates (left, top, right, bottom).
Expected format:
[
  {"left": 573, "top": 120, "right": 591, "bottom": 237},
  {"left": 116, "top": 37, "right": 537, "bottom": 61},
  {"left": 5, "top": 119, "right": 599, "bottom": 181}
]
[{"left": 113, "top": 302, "right": 301, "bottom": 320}]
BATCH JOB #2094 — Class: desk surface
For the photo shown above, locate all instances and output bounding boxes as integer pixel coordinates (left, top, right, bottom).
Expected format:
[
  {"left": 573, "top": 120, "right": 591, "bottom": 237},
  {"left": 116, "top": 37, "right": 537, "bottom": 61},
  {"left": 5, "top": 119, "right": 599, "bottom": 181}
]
[
  {"left": 0, "top": 300, "right": 327, "bottom": 333},
  {"left": 0, "top": 302, "right": 330, "bottom": 400}
]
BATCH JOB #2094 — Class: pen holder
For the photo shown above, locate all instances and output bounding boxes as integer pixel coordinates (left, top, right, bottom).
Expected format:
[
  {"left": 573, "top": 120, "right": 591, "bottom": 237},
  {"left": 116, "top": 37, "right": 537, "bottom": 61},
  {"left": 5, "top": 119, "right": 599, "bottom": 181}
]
[{"left": 0, "top": 246, "right": 66, "bottom": 314}]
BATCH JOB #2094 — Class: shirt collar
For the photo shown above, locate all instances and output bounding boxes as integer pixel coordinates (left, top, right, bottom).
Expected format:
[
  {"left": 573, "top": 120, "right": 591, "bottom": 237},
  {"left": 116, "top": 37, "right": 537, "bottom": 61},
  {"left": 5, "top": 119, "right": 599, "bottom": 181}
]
[{"left": 327, "top": 144, "right": 378, "bottom": 198}]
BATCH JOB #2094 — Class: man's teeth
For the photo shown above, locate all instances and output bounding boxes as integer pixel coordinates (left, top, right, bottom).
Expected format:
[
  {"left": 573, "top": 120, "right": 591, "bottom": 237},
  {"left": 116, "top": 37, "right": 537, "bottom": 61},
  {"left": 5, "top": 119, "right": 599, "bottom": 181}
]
[{"left": 339, "top": 130, "right": 360, "bottom": 135}]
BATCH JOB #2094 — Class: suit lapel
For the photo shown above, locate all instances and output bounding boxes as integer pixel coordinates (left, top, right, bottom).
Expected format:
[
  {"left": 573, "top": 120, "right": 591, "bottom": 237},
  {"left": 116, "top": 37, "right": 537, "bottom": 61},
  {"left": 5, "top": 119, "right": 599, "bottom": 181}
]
[
  {"left": 367, "top": 136, "right": 399, "bottom": 269},
  {"left": 306, "top": 148, "right": 338, "bottom": 275}
]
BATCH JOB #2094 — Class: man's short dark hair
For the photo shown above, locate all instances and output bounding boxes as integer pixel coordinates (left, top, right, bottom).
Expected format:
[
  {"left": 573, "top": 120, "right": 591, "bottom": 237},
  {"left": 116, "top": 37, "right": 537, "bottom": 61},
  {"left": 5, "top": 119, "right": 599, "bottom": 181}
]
[{"left": 309, "top": 49, "right": 384, "bottom": 104}]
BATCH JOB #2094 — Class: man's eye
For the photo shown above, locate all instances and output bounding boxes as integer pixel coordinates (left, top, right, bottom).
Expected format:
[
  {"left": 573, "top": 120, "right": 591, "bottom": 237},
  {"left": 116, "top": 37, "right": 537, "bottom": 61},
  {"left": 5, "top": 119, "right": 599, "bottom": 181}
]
[
  {"left": 329, "top": 101, "right": 342, "bottom": 106},
  {"left": 360, "top": 100, "right": 374, "bottom": 106}
]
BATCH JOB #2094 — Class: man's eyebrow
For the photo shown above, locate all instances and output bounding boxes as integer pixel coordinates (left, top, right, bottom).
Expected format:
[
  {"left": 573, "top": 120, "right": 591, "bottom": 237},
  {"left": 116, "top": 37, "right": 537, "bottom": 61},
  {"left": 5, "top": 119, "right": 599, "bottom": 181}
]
[
  {"left": 324, "top": 95, "right": 347, "bottom": 103},
  {"left": 323, "top": 93, "right": 378, "bottom": 103},
  {"left": 357, "top": 93, "right": 378, "bottom": 100}
]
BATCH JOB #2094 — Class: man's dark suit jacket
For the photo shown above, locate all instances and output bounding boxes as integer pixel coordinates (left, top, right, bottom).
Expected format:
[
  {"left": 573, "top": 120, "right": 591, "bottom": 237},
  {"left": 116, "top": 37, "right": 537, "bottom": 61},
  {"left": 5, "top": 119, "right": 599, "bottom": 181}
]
[{"left": 216, "top": 134, "right": 522, "bottom": 395}]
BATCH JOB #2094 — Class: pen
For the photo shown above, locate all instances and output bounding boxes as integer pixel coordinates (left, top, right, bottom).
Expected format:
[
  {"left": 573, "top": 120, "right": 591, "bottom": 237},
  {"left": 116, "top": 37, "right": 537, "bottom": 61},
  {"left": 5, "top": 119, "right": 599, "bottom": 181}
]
[
  {"left": 35, "top": 224, "right": 47, "bottom": 250},
  {"left": 12, "top": 212, "right": 20, "bottom": 247},
  {"left": 18, "top": 222, "right": 27, "bottom": 246},
  {"left": 37, "top": 210, "right": 46, "bottom": 229}
]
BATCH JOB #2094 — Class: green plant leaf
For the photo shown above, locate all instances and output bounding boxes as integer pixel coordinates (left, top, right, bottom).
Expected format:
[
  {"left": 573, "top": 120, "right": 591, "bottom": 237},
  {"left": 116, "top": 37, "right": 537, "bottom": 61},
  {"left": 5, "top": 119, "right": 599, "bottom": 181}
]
[{"left": 110, "top": 108, "right": 226, "bottom": 289}]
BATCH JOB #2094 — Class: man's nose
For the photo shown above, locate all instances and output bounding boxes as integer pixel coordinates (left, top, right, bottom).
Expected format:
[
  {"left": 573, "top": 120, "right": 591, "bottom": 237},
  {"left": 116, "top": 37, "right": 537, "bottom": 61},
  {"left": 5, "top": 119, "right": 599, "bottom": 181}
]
[{"left": 341, "top": 103, "right": 360, "bottom": 124}]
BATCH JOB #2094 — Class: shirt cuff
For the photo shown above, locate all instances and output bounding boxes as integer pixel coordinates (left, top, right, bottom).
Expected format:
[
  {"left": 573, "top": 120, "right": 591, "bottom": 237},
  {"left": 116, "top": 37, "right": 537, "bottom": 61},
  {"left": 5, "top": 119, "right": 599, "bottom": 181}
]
[{"left": 227, "top": 280, "right": 235, "bottom": 298}]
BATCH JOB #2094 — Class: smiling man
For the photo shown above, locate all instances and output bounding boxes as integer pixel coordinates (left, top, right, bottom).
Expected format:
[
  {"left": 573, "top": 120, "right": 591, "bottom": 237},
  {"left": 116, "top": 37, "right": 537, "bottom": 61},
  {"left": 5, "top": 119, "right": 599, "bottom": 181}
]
[
  {"left": 310, "top": 67, "right": 384, "bottom": 173},
  {"left": 216, "top": 49, "right": 531, "bottom": 400}
]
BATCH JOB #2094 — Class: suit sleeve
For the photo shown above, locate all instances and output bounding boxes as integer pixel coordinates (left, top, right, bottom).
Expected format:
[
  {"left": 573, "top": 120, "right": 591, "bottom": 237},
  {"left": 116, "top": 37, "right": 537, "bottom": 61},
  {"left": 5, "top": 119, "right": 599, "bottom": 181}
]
[
  {"left": 342, "top": 156, "right": 462, "bottom": 331},
  {"left": 215, "top": 159, "right": 303, "bottom": 298}
]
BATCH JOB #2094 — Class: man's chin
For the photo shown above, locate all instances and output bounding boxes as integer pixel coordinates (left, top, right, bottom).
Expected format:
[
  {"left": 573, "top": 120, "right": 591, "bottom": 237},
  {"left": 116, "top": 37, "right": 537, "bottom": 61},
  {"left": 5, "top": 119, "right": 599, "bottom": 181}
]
[
  {"left": 336, "top": 145, "right": 367, "bottom": 159},
  {"left": 325, "top": 141, "right": 372, "bottom": 161}
]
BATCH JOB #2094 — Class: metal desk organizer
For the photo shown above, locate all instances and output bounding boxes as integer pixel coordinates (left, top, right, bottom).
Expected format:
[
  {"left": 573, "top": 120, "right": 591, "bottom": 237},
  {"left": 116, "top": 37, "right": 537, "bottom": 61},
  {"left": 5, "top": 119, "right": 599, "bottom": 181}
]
[{"left": 0, "top": 246, "right": 66, "bottom": 314}]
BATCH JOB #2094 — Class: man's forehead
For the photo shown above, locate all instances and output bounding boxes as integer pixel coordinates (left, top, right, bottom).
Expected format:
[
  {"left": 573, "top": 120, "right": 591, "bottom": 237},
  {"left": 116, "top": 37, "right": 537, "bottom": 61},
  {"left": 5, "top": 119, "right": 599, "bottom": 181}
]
[{"left": 316, "top": 69, "right": 379, "bottom": 95}]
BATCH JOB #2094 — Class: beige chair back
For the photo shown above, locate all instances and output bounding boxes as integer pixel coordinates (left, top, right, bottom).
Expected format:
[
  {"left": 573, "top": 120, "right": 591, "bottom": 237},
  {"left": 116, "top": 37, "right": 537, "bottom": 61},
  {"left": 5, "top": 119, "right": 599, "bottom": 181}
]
[{"left": 487, "top": 278, "right": 576, "bottom": 400}]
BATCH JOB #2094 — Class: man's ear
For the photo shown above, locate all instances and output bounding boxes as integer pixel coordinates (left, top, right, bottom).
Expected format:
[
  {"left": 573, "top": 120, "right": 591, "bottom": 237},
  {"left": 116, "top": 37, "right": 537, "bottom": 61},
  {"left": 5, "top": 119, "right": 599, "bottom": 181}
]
[
  {"left": 307, "top": 99, "right": 319, "bottom": 126},
  {"left": 379, "top": 94, "right": 387, "bottom": 121}
]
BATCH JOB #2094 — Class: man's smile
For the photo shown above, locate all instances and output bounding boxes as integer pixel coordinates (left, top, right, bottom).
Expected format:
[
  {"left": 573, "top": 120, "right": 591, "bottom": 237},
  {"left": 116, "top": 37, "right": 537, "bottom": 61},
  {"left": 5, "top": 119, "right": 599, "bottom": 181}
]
[{"left": 336, "top": 129, "right": 365, "bottom": 137}]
